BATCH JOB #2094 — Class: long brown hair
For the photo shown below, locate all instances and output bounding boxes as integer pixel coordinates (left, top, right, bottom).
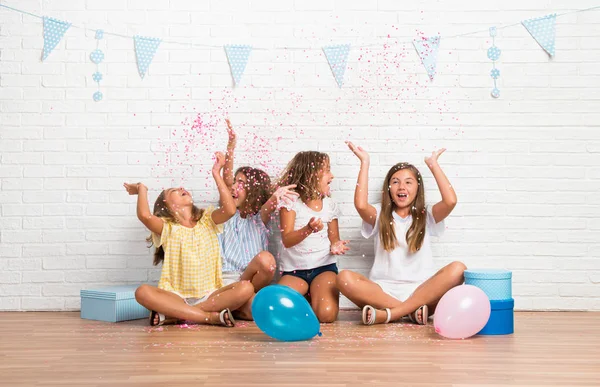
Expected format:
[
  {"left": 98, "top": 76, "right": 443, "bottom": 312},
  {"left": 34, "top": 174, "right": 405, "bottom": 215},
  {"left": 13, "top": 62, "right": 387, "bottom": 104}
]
[
  {"left": 235, "top": 166, "right": 272, "bottom": 216},
  {"left": 276, "top": 151, "right": 330, "bottom": 202},
  {"left": 146, "top": 189, "right": 205, "bottom": 265},
  {"left": 379, "top": 163, "right": 426, "bottom": 254}
]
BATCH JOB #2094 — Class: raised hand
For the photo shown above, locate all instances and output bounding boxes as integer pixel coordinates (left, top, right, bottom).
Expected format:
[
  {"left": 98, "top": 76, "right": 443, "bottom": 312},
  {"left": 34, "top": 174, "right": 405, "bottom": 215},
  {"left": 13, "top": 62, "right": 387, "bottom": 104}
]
[
  {"left": 212, "top": 151, "right": 227, "bottom": 173},
  {"left": 330, "top": 240, "right": 350, "bottom": 255},
  {"left": 123, "top": 182, "right": 147, "bottom": 195},
  {"left": 225, "top": 118, "right": 236, "bottom": 150},
  {"left": 273, "top": 184, "right": 299, "bottom": 205},
  {"left": 424, "top": 148, "right": 446, "bottom": 168},
  {"left": 346, "top": 141, "right": 370, "bottom": 163}
]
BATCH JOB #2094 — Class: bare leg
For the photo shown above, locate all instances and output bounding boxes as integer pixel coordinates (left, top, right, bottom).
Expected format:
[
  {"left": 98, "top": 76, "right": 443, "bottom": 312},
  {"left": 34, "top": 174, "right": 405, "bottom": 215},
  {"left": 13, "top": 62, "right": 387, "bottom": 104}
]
[
  {"left": 196, "top": 280, "right": 255, "bottom": 325},
  {"left": 135, "top": 285, "right": 231, "bottom": 326},
  {"left": 310, "top": 271, "right": 339, "bottom": 323},
  {"left": 278, "top": 275, "right": 309, "bottom": 296},
  {"left": 366, "top": 261, "right": 467, "bottom": 324},
  {"left": 239, "top": 251, "right": 276, "bottom": 291},
  {"left": 233, "top": 252, "right": 277, "bottom": 320}
]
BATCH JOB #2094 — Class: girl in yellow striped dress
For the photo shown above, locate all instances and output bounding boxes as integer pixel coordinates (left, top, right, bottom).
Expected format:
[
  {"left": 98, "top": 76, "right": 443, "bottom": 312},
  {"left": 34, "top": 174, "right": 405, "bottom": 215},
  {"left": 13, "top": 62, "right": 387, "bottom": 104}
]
[{"left": 124, "top": 152, "right": 254, "bottom": 327}]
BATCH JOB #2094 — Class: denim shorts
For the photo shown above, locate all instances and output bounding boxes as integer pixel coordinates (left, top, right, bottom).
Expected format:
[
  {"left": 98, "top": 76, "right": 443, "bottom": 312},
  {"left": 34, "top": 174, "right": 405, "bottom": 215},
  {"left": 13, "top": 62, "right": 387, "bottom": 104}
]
[{"left": 282, "top": 263, "right": 338, "bottom": 286}]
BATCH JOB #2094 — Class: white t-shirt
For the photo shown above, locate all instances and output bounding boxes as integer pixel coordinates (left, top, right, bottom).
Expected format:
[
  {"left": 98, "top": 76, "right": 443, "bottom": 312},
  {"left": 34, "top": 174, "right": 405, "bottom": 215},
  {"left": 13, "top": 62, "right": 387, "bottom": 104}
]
[
  {"left": 361, "top": 203, "right": 445, "bottom": 301},
  {"left": 278, "top": 197, "right": 341, "bottom": 272}
]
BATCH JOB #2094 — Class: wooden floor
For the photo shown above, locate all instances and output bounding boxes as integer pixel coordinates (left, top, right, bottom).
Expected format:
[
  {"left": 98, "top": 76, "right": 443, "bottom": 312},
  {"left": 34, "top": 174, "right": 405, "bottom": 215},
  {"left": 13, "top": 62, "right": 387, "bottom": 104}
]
[{"left": 1, "top": 311, "right": 599, "bottom": 386}]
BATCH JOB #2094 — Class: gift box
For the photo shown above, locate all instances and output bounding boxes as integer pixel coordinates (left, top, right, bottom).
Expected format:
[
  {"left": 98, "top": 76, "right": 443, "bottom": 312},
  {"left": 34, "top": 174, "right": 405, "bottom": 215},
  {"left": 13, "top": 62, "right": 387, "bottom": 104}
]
[{"left": 80, "top": 285, "right": 149, "bottom": 323}]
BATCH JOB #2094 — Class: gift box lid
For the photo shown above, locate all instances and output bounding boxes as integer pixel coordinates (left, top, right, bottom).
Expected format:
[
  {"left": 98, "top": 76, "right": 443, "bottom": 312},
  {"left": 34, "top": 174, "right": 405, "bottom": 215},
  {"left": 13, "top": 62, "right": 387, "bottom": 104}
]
[
  {"left": 80, "top": 285, "right": 139, "bottom": 301},
  {"left": 490, "top": 298, "right": 514, "bottom": 310},
  {"left": 464, "top": 269, "right": 512, "bottom": 280}
]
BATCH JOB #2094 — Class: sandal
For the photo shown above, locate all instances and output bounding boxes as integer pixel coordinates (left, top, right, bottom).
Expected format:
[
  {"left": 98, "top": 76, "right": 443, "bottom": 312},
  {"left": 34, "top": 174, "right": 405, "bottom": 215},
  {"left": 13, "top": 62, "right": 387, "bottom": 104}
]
[
  {"left": 149, "top": 310, "right": 180, "bottom": 326},
  {"left": 361, "top": 305, "right": 392, "bottom": 325},
  {"left": 218, "top": 308, "right": 236, "bottom": 328},
  {"left": 407, "top": 305, "right": 429, "bottom": 325},
  {"left": 149, "top": 310, "right": 166, "bottom": 326}
]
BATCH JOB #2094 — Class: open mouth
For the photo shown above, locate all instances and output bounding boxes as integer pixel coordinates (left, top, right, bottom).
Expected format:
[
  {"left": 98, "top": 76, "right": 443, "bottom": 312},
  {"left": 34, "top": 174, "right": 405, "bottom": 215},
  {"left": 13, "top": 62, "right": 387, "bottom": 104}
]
[{"left": 397, "top": 193, "right": 408, "bottom": 200}]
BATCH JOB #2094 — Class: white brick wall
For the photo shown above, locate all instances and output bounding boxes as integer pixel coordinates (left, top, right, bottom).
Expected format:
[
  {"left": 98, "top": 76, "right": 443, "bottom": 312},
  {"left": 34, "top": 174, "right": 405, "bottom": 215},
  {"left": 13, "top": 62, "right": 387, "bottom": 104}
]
[{"left": 1, "top": 0, "right": 599, "bottom": 311}]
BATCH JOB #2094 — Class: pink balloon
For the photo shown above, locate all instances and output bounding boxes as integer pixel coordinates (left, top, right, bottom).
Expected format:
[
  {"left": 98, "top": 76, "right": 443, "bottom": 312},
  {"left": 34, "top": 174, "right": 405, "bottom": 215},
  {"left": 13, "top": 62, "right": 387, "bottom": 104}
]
[{"left": 434, "top": 284, "right": 491, "bottom": 339}]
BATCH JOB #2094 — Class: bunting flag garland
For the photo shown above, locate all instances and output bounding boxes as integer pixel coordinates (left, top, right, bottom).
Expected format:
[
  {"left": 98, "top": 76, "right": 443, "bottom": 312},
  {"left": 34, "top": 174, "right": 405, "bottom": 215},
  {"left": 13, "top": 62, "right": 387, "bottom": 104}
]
[
  {"left": 412, "top": 36, "right": 441, "bottom": 81},
  {"left": 521, "top": 13, "right": 557, "bottom": 57},
  {"left": 224, "top": 45, "right": 253, "bottom": 87},
  {"left": 488, "top": 27, "right": 501, "bottom": 98},
  {"left": 322, "top": 44, "right": 351, "bottom": 88},
  {"left": 134, "top": 35, "right": 161, "bottom": 79},
  {"left": 0, "top": 3, "right": 594, "bottom": 98},
  {"left": 42, "top": 17, "right": 71, "bottom": 61}
]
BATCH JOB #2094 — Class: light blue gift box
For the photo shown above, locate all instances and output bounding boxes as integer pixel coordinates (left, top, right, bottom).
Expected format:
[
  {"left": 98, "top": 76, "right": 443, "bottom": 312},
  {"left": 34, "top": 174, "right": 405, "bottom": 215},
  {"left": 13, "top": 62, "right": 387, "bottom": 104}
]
[{"left": 80, "top": 285, "right": 149, "bottom": 323}]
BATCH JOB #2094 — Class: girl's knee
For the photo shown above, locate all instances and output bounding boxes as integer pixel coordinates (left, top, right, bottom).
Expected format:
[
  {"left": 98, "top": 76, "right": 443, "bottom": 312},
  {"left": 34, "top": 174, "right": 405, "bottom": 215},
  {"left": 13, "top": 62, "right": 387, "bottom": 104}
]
[
  {"left": 316, "top": 305, "right": 339, "bottom": 323},
  {"left": 134, "top": 284, "right": 153, "bottom": 304},
  {"left": 336, "top": 270, "right": 356, "bottom": 293},
  {"left": 450, "top": 261, "right": 467, "bottom": 274},
  {"left": 256, "top": 251, "right": 276, "bottom": 271},
  {"left": 235, "top": 280, "right": 255, "bottom": 299}
]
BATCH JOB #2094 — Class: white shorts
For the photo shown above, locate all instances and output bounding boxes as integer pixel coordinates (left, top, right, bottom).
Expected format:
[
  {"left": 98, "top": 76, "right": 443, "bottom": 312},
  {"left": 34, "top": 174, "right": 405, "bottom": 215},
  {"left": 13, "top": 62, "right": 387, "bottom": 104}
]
[
  {"left": 375, "top": 280, "right": 421, "bottom": 302},
  {"left": 169, "top": 271, "right": 244, "bottom": 306},
  {"left": 222, "top": 271, "right": 243, "bottom": 286}
]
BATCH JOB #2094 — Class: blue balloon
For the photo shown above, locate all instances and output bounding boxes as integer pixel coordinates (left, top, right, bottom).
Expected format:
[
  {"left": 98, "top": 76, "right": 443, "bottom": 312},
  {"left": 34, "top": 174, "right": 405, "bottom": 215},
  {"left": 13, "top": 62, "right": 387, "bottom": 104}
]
[{"left": 252, "top": 285, "right": 320, "bottom": 341}]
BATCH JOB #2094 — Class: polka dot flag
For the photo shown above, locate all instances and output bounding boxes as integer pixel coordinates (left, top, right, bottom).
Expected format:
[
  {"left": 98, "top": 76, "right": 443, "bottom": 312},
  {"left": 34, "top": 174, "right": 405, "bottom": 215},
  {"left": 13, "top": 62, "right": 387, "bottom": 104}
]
[
  {"left": 42, "top": 17, "right": 71, "bottom": 61},
  {"left": 413, "top": 36, "right": 441, "bottom": 81},
  {"left": 224, "top": 45, "right": 252, "bottom": 87},
  {"left": 134, "top": 35, "right": 161, "bottom": 79},
  {"left": 522, "top": 14, "right": 556, "bottom": 57},
  {"left": 322, "top": 44, "right": 351, "bottom": 88}
]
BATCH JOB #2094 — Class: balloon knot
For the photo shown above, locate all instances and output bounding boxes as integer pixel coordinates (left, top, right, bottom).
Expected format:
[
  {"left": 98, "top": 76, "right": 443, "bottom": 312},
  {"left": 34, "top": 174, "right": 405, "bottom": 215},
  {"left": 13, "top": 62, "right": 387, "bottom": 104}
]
[{"left": 318, "top": 332, "right": 323, "bottom": 337}]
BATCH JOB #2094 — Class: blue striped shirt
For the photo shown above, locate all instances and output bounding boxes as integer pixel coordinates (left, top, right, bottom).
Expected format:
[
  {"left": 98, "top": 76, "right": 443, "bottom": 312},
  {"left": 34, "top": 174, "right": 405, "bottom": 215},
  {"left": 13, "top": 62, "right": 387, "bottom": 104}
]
[{"left": 219, "top": 211, "right": 270, "bottom": 272}]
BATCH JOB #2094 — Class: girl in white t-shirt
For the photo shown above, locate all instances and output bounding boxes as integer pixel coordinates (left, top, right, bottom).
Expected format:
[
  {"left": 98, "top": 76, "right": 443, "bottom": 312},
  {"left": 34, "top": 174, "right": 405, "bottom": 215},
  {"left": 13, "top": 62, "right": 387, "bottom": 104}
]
[
  {"left": 337, "top": 142, "right": 466, "bottom": 325},
  {"left": 276, "top": 151, "right": 350, "bottom": 323}
]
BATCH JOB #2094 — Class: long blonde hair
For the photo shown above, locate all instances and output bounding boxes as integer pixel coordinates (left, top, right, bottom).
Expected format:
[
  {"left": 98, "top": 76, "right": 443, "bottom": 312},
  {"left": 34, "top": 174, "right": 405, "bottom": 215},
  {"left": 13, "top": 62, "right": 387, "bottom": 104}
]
[
  {"left": 276, "top": 151, "right": 330, "bottom": 202},
  {"left": 379, "top": 163, "right": 426, "bottom": 253},
  {"left": 146, "top": 189, "right": 205, "bottom": 265}
]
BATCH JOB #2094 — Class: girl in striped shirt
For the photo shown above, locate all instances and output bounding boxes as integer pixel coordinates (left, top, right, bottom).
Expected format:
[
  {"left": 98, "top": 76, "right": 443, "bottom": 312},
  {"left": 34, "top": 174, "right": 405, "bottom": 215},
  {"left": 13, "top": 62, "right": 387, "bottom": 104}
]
[{"left": 219, "top": 120, "right": 298, "bottom": 320}]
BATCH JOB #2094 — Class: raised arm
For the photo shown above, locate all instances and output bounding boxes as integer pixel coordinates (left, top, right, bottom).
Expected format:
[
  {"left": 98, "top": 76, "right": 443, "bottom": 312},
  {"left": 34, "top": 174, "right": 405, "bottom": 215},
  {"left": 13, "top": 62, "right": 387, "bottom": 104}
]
[
  {"left": 123, "top": 182, "right": 164, "bottom": 235},
  {"left": 280, "top": 208, "right": 323, "bottom": 249},
  {"left": 346, "top": 141, "right": 377, "bottom": 227},
  {"left": 223, "top": 118, "right": 236, "bottom": 189},
  {"left": 211, "top": 152, "right": 237, "bottom": 225},
  {"left": 259, "top": 184, "right": 299, "bottom": 225},
  {"left": 425, "top": 148, "right": 457, "bottom": 223}
]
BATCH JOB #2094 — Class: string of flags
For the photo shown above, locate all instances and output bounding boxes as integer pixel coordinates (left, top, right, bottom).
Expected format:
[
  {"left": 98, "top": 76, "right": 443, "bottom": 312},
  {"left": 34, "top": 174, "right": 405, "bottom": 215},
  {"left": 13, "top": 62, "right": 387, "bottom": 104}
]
[{"left": 0, "top": 3, "right": 597, "bottom": 101}]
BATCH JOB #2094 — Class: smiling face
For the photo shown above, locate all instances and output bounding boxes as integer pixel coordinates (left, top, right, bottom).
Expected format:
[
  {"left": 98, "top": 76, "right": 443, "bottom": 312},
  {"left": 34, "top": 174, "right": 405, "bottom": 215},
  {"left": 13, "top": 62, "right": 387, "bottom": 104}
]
[
  {"left": 163, "top": 187, "right": 194, "bottom": 212},
  {"left": 231, "top": 172, "right": 248, "bottom": 208},
  {"left": 388, "top": 169, "right": 419, "bottom": 210},
  {"left": 318, "top": 160, "right": 334, "bottom": 197}
]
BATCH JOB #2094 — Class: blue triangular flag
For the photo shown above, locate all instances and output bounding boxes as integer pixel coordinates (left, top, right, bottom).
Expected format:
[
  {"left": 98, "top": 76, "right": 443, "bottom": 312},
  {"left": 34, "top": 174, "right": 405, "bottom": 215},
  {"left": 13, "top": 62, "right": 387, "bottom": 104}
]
[
  {"left": 224, "top": 45, "right": 252, "bottom": 86},
  {"left": 413, "top": 36, "right": 441, "bottom": 80},
  {"left": 522, "top": 14, "right": 556, "bottom": 57},
  {"left": 42, "top": 17, "right": 71, "bottom": 61},
  {"left": 134, "top": 35, "right": 161, "bottom": 79},
  {"left": 322, "top": 44, "right": 351, "bottom": 88}
]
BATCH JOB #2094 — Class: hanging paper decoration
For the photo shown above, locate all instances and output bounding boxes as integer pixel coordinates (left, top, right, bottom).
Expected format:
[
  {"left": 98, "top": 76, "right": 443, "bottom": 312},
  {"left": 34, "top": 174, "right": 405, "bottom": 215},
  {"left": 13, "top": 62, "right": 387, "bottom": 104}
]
[
  {"left": 522, "top": 14, "right": 556, "bottom": 57},
  {"left": 322, "top": 44, "right": 351, "bottom": 88},
  {"left": 41, "top": 17, "right": 71, "bottom": 61},
  {"left": 134, "top": 35, "right": 161, "bottom": 79},
  {"left": 488, "top": 27, "right": 501, "bottom": 98},
  {"left": 224, "top": 45, "right": 252, "bottom": 87},
  {"left": 413, "top": 36, "right": 441, "bottom": 80},
  {"left": 90, "top": 30, "right": 104, "bottom": 102}
]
